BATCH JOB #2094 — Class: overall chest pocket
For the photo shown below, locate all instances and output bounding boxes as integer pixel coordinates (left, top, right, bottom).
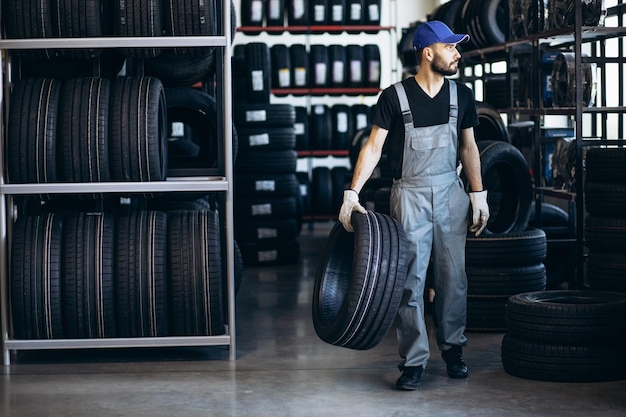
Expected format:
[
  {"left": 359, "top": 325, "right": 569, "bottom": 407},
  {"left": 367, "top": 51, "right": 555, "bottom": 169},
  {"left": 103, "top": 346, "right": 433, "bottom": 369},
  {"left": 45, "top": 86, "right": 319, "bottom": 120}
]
[{"left": 408, "top": 124, "right": 450, "bottom": 150}]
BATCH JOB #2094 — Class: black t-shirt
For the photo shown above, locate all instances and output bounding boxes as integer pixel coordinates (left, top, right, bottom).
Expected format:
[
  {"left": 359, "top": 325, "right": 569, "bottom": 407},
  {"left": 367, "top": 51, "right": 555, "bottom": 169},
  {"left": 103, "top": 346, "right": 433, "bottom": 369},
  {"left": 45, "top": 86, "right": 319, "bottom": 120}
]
[{"left": 371, "top": 77, "right": 479, "bottom": 179}]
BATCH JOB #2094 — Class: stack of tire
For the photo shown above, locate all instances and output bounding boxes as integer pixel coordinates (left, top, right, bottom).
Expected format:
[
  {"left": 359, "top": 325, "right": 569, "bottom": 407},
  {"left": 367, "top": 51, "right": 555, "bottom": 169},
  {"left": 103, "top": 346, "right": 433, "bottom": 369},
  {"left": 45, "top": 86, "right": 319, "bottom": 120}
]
[
  {"left": 5, "top": 1, "right": 239, "bottom": 339},
  {"left": 465, "top": 229, "right": 547, "bottom": 331},
  {"left": 502, "top": 290, "right": 626, "bottom": 382},
  {"left": 240, "top": 0, "right": 382, "bottom": 30},
  {"left": 234, "top": 103, "right": 302, "bottom": 265},
  {"left": 4, "top": 0, "right": 230, "bottom": 87},
  {"left": 268, "top": 43, "right": 381, "bottom": 92},
  {"left": 463, "top": 141, "right": 546, "bottom": 331},
  {"left": 584, "top": 148, "right": 626, "bottom": 293},
  {"left": 8, "top": 76, "right": 167, "bottom": 187},
  {"left": 10, "top": 208, "right": 233, "bottom": 339}
]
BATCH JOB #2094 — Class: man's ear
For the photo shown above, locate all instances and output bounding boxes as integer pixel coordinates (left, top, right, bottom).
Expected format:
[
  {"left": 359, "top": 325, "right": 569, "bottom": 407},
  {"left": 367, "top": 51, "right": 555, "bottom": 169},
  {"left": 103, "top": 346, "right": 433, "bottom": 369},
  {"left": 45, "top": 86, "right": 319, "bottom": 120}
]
[{"left": 423, "top": 46, "right": 434, "bottom": 62}]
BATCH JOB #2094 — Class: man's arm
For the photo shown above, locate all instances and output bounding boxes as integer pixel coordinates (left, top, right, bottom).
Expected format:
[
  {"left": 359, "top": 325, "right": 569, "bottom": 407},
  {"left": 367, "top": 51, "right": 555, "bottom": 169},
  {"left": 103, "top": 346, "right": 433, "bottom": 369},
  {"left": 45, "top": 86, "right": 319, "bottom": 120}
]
[
  {"left": 349, "top": 125, "right": 389, "bottom": 193},
  {"left": 459, "top": 127, "right": 490, "bottom": 236},
  {"left": 458, "top": 127, "right": 483, "bottom": 191},
  {"left": 338, "top": 125, "right": 389, "bottom": 232}
]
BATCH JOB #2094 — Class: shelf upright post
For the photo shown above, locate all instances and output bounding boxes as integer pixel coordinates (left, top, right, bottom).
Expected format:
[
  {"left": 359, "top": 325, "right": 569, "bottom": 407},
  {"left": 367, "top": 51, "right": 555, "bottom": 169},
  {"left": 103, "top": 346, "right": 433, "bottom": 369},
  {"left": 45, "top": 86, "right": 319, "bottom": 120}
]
[
  {"left": 0, "top": 46, "right": 9, "bottom": 365},
  {"left": 222, "top": 0, "right": 236, "bottom": 362},
  {"left": 574, "top": 0, "right": 585, "bottom": 289}
]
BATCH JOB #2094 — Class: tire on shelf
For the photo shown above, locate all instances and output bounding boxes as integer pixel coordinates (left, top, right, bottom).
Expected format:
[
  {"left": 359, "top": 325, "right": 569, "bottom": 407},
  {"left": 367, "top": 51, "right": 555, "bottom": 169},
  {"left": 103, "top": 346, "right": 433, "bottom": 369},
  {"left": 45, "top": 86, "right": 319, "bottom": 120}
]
[
  {"left": 331, "top": 166, "right": 349, "bottom": 213},
  {"left": 59, "top": 77, "right": 112, "bottom": 187},
  {"left": 113, "top": 0, "right": 162, "bottom": 58},
  {"left": 236, "top": 150, "right": 298, "bottom": 174},
  {"left": 109, "top": 76, "right": 168, "bottom": 182},
  {"left": 55, "top": 0, "right": 105, "bottom": 60},
  {"left": 310, "top": 44, "right": 329, "bottom": 88},
  {"left": 471, "top": 140, "right": 533, "bottom": 234},
  {"left": 587, "top": 252, "right": 626, "bottom": 293},
  {"left": 162, "top": 0, "right": 218, "bottom": 57},
  {"left": 165, "top": 87, "right": 238, "bottom": 174},
  {"left": 3, "top": 0, "right": 58, "bottom": 61},
  {"left": 328, "top": 45, "right": 347, "bottom": 88},
  {"left": 237, "top": 127, "right": 296, "bottom": 151},
  {"left": 295, "top": 106, "right": 310, "bottom": 150},
  {"left": 474, "top": 101, "right": 509, "bottom": 143},
  {"left": 505, "top": 290, "right": 626, "bottom": 345},
  {"left": 290, "top": 44, "right": 309, "bottom": 88},
  {"left": 346, "top": 44, "right": 365, "bottom": 87},
  {"left": 271, "top": 44, "right": 292, "bottom": 89},
  {"left": 585, "top": 182, "right": 626, "bottom": 217},
  {"left": 234, "top": 103, "right": 296, "bottom": 128},
  {"left": 115, "top": 210, "right": 169, "bottom": 337},
  {"left": 234, "top": 196, "right": 298, "bottom": 220},
  {"left": 312, "top": 166, "right": 334, "bottom": 216},
  {"left": 11, "top": 213, "right": 64, "bottom": 339},
  {"left": 239, "top": 239, "right": 301, "bottom": 265},
  {"left": 585, "top": 147, "right": 626, "bottom": 183},
  {"left": 63, "top": 212, "right": 116, "bottom": 338},
  {"left": 245, "top": 42, "right": 272, "bottom": 103},
  {"left": 331, "top": 104, "right": 354, "bottom": 150},
  {"left": 168, "top": 210, "right": 225, "bottom": 336},
  {"left": 7, "top": 78, "right": 61, "bottom": 184},
  {"left": 310, "top": 104, "right": 333, "bottom": 150},
  {"left": 585, "top": 216, "right": 626, "bottom": 253},
  {"left": 363, "top": 44, "right": 381, "bottom": 88},
  {"left": 235, "top": 218, "right": 299, "bottom": 242},
  {"left": 312, "top": 211, "right": 409, "bottom": 350},
  {"left": 235, "top": 173, "right": 300, "bottom": 198}
]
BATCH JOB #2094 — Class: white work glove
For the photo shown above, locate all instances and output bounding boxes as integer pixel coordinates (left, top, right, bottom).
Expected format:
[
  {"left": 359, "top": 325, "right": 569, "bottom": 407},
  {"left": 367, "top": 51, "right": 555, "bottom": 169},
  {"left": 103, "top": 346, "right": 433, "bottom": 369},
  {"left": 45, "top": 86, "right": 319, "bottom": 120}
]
[
  {"left": 339, "top": 189, "right": 367, "bottom": 232},
  {"left": 469, "top": 190, "right": 489, "bottom": 236}
]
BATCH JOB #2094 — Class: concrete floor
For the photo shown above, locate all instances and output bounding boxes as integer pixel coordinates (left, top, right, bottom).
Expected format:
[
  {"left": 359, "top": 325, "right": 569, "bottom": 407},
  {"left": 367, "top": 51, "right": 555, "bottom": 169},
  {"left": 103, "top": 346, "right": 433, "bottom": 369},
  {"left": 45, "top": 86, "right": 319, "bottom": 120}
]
[{"left": 1, "top": 222, "right": 625, "bottom": 417}]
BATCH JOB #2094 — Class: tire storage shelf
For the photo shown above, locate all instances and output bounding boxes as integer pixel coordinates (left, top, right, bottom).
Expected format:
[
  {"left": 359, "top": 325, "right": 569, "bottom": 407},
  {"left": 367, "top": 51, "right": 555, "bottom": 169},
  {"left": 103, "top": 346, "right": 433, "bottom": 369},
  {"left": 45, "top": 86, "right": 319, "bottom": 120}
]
[
  {"left": 234, "top": 0, "right": 397, "bottom": 223},
  {"left": 0, "top": 6, "right": 237, "bottom": 364},
  {"left": 458, "top": 0, "right": 626, "bottom": 289}
]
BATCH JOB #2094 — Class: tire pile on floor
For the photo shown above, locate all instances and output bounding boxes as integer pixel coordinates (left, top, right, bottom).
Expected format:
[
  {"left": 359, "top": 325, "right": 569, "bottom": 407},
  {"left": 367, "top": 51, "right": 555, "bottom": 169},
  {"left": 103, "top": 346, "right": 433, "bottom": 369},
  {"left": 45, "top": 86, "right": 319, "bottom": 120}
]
[{"left": 502, "top": 290, "right": 626, "bottom": 382}]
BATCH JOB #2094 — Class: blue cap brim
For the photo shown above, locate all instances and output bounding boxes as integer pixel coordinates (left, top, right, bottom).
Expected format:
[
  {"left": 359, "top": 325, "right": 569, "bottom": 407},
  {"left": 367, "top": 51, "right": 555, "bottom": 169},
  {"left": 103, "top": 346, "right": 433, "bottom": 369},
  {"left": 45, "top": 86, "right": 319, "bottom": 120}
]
[{"left": 441, "top": 34, "right": 470, "bottom": 45}]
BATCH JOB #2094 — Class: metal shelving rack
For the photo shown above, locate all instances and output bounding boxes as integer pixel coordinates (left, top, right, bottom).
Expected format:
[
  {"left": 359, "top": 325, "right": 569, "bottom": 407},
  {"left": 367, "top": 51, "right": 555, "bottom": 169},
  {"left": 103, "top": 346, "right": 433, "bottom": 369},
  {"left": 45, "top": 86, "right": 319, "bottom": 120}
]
[
  {"left": 460, "top": 1, "right": 626, "bottom": 289},
  {"left": 0, "top": 6, "right": 237, "bottom": 365}
]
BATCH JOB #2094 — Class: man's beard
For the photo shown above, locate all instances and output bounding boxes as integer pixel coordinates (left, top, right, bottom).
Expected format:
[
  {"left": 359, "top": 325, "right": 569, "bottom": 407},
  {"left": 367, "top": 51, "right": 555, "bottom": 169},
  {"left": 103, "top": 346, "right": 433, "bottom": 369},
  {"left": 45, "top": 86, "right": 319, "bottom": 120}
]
[{"left": 432, "top": 54, "right": 458, "bottom": 76}]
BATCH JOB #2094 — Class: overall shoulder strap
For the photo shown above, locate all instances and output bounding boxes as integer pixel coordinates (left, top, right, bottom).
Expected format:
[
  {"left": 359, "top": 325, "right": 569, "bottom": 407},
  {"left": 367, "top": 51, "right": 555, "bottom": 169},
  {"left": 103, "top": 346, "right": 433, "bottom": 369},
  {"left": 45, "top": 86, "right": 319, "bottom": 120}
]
[
  {"left": 393, "top": 81, "right": 414, "bottom": 126},
  {"left": 449, "top": 80, "right": 458, "bottom": 120}
]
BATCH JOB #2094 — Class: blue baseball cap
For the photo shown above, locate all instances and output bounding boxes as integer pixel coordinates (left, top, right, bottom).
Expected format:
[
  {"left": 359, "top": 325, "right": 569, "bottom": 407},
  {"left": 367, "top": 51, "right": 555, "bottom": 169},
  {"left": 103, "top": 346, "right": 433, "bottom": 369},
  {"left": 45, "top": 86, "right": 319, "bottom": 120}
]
[{"left": 413, "top": 20, "right": 469, "bottom": 50}]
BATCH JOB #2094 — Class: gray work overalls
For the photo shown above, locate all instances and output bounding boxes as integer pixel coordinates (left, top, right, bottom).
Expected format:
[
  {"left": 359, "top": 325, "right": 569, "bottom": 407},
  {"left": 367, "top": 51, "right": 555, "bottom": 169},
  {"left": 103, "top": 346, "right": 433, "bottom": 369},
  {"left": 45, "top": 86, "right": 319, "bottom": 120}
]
[{"left": 390, "top": 80, "right": 470, "bottom": 369}]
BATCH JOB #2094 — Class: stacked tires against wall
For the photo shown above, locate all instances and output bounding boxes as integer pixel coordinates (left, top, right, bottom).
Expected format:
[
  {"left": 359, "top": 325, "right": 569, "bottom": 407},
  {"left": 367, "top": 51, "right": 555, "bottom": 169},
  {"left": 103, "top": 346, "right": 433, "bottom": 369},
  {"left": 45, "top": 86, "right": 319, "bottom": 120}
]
[
  {"left": 5, "top": 0, "right": 237, "bottom": 339},
  {"left": 585, "top": 148, "right": 626, "bottom": 293},
  {"left": 233, "top": 43, "right": 302, "bottom": 265},
  {"left": 463, "top": 141, "right": 547, "bottom": 332}
]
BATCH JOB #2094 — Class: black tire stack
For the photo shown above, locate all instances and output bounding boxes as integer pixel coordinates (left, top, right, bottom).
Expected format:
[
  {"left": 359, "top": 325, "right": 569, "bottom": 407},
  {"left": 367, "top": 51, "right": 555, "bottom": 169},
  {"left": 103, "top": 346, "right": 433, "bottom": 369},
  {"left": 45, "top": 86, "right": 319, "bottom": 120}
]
[
  {"left": 5, "top": 2, "right": 239, "bottom": 340},
  {"left": 240, "top": 0, "right": 382, "bottom": 29},
  {"left": 462, "top": 141, "right": 545, "bottom": 331},
  {"left": 584, "top": 148, "right": 626, "bottom": 293},
  {"left": 10, "top": 209, "right": 232, "bottom": 339},
  {"left": 234, "top": 104, "right": 302, "bottom": 266},
  {"left": 465, "top": 228, "right": 547, "bottom": 331},
  {"left": 502, "top": 290, "right": 626, "bottom": 382}
]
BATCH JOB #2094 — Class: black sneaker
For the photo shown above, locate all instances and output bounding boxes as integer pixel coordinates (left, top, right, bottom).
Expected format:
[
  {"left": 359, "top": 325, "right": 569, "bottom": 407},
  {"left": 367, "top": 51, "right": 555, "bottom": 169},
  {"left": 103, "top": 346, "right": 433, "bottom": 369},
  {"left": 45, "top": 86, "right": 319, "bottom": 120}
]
[
  {"left": 395, "top": 365, "right": 423, "bottom": 390},
  {"left": 441, "top": 345, "right": 468, "bottom": 379}
]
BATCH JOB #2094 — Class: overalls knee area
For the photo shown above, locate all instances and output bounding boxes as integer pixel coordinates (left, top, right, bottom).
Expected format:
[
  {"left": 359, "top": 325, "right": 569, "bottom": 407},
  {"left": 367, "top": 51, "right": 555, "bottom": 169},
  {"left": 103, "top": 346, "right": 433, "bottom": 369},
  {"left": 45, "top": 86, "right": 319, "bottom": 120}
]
[{"left": 390, "top": 81, "right": 470, "bottom": 369}]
